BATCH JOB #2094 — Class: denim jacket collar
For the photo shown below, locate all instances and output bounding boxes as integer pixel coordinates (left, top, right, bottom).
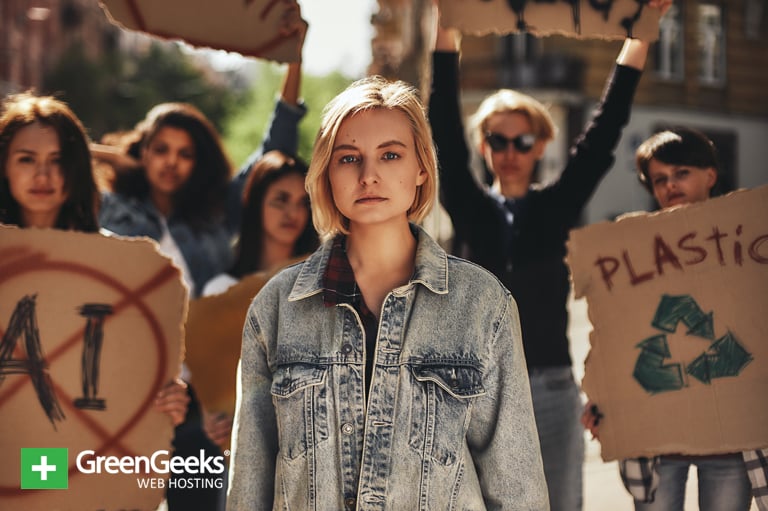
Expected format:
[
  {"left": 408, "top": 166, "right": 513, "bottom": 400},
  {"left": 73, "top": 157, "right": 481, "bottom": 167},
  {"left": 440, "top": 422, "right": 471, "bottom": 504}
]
[{"left": 288, "top": 223, "right": 448, "bottom": 302}]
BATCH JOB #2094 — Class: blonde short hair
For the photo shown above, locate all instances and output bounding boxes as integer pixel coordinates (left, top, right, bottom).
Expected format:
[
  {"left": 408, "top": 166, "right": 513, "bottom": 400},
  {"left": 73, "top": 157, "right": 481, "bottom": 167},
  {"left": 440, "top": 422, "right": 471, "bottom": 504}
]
[
  {"left": 306, "top": 76, "right": 438, "bottom": 240},
  {"left": 469, "top": 89, "right": 556, "bottom": 149}
]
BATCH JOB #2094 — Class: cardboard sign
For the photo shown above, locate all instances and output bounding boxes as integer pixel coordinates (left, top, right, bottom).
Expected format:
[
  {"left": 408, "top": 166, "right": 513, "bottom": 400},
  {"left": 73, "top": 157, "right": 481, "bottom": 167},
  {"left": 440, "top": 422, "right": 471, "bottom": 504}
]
[
  {"left": 185, "top": 272, "right": 270, "bottom": 418},
  {"left": 184, "top": 258, "right": 303, "bottom": 420},
  {"left": 439, "top": 0, "right": 660, "bottom": 41},
  {"left": 0, "top": 226, "right": 186, "bottom": 510},
  {"left": 99, "top": 0, "right": 303, "bottom": 62},
  {"left": 567, "top": 186, "right": 768, "bottom": 461}
]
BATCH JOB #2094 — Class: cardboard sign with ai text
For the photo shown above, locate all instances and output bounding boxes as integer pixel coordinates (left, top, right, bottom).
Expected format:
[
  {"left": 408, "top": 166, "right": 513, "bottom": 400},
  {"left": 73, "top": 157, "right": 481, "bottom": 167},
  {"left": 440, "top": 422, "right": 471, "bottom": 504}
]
[
  {"left": 0, "top": 226, "right": 186, "bottom": 510},
  {"left": 439, "top": 0, "right": 661, "bottom": 41},
  {"left": 567, "top": 186, "right": 768, "bottom": 461}
]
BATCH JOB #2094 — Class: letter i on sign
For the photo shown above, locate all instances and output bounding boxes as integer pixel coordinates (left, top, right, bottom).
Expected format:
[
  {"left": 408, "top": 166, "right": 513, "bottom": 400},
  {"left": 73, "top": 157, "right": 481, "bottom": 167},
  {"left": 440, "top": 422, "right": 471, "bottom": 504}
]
[{"left": 74, "top": 303, "right": 114, "bottom": 411}]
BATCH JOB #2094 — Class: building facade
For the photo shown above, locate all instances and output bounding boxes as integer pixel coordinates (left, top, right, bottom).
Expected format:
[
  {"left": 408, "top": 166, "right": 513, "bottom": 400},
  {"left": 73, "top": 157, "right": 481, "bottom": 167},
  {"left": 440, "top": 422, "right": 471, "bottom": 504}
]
[
  {"left": 0, "top": 0, "right": 120, "bottom": 95},
  {"left": 370, "top": 0, "right": 768, "bottom": 222}
]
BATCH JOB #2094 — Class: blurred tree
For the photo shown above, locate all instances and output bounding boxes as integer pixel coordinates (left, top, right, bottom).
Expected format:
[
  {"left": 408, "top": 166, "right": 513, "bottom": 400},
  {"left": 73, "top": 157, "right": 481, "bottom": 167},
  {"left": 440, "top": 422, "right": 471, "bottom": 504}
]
[
  {"left": 43, "top": 41, "right": 244, "bottom": 143},
  {"left": 222, "top": 61, "right": 353, "bottom": 167},
  {"left": 44, "top": 40, "right": 354, "bottom": 173}
]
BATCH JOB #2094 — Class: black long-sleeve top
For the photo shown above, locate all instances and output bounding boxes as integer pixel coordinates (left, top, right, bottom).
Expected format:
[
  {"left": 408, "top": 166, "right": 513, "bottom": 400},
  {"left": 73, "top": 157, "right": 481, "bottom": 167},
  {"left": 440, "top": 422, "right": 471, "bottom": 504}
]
[{"left": 428, "top": 51, "right": 641, "bottom": 369}]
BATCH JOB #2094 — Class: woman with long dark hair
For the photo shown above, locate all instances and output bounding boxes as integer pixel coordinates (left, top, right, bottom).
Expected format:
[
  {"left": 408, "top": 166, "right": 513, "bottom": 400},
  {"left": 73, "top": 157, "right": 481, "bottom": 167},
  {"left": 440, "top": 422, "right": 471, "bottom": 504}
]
[
  {"left": 202, "top": 150, "right": 318, "bottom": 295},
  {"left": 0, "top": 92, "right": 99, "bottom": 232}
]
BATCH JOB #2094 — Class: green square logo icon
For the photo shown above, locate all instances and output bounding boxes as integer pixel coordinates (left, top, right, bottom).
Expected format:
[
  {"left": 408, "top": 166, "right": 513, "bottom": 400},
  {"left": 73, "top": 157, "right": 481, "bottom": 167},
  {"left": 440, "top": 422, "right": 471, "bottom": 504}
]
[{"left": 20, "top": 448, "right": 68, "bottom": 489}]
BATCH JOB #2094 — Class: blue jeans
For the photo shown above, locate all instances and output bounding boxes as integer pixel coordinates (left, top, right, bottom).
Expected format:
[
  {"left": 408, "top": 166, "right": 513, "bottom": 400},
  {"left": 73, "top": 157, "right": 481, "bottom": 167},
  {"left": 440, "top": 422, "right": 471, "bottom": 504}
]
[
  {"left": 529, "top": 366, "right": 584, "bottom": 511},
  {"left": 635, "top": 455, "right": 751, "bottom": 511}
]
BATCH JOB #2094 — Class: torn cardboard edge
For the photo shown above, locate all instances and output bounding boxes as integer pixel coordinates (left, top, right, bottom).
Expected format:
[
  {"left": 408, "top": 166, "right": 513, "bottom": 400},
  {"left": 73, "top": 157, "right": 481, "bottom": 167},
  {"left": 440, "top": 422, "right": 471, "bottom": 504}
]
[
  {"left": 566, "top": 185, "right": 768, "bottom": 461},
  {"left": 98, "top": 0, "right": 302, "bottom": 62},
  {"left": 0, "top": 225, "right": 188, "bottom": 511},
  {"left": 440, "top": 0, "right": 661, "bottom": 41}
]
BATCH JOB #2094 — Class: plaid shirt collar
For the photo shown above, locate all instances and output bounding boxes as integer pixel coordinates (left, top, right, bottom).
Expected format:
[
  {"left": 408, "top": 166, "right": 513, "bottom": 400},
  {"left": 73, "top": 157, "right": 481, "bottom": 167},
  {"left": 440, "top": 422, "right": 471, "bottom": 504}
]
[
  {"left": 287, "top": 224, "right": 449, "bottom": 303},
  {"left": 322, "top": 234, "right": 362, "bottom": 308}
]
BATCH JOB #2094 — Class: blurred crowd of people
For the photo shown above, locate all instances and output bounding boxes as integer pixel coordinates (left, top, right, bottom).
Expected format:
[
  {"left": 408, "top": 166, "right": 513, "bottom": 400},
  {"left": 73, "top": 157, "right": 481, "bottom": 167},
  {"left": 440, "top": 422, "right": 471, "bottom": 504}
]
[{"left": 1, "top": 0, "right": 765, "bottom": 510}]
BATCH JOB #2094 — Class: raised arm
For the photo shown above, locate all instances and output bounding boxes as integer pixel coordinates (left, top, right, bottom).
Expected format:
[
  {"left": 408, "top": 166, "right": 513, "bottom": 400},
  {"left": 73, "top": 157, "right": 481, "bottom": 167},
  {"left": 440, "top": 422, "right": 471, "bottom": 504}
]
[
  {"left": 428, "top": 4, "right": 502, "bottom": 243},
  {"left": 227, "top": 0, "right": 308, "bottom": 233},
  {"left": 616, "top": 37, "right": 650, "bottom": 71},
  {"left": 615, "top": 0, "right": 672, "bottom": 70},
  {"left": 432, "top": 6, "right": 460, "bottom": 53},
  {"left": 551, "top": 0, "right": 672, "bottom": 213},
  {"left": 245, "top": 0, "right": 307, "bottom": 160},
  {"left": 259, "top": 7, "right": 308, "bottom": 158}
]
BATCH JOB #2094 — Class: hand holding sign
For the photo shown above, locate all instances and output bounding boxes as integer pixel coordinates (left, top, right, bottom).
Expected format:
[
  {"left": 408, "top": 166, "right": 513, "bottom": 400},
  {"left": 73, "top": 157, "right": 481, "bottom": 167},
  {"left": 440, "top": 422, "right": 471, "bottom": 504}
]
[
  {"left": 566, "top": 186, "right": 768, "bottom": 461},
  {"left": 99, "top": 0, "right": 306, "bottom": 62},
  {"left": 0, "top": 226, "right": 186, "bottom": 511}
]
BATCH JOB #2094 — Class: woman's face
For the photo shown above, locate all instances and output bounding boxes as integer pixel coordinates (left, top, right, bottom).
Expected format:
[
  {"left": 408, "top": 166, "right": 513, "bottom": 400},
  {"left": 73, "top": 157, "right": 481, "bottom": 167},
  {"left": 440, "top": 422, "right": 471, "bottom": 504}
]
[
  {"left": 142, "top": 126, "right": 196, "bottom": 198},
  {"left": 480, "top": 111, "right": 545, "bottom": 190},
  {"left": 328, "top": 108, "right": 426, "bottom": 230},
  {"left": 261, "top": 172, "right": 310, "bottom": 248},
  {"left": 5, "top": 121, "right": 69, "bottom": 228}
]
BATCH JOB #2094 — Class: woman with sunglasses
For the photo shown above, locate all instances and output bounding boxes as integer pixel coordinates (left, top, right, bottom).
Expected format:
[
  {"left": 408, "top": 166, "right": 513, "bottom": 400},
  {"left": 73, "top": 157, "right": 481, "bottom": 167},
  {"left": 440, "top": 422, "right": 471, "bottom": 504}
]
[{"left": 428, "top": 2, "right": 670, "bottom": 510}]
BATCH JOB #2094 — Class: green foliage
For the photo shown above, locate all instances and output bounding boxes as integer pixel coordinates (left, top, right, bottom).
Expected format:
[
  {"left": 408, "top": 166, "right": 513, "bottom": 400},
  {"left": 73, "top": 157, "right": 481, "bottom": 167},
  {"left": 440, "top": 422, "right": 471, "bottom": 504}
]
[
  {"left": 43, "top": 39, "right": 353, "bottom": 171},
  {"left": 222, "top": 62, "right": 352, "bottom": 168},
  {"left": 298, "top": 71, "right": 355, "bottom": 161},
  {"left": 222, "top": 62, "right": 284, "bottom": 167},
  {"left": 43, "top": 41, "right": 244, "bottom": 142}
]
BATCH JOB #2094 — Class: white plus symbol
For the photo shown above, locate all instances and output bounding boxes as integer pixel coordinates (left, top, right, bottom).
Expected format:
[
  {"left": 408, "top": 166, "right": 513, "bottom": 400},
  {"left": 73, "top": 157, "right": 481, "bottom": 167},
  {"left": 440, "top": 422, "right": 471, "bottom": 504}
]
[{"left": 31, "top": 455, "right": 57, "bottom": 481}]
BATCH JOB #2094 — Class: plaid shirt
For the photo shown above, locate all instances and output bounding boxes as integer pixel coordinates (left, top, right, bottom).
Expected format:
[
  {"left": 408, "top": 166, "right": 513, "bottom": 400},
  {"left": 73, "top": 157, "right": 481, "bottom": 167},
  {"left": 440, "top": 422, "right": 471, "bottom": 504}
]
[
  {"left": 322, "top": 235, "right": 378, "bottom": 388},
  {"left": 620, "top": 450, "right": 768, "bottom": 510},
  {"left": 744, "top": 449, "right": 768, "bottom": 511},
  {"left": 619, "top": 456, "right": 660, "bottom": 502}
]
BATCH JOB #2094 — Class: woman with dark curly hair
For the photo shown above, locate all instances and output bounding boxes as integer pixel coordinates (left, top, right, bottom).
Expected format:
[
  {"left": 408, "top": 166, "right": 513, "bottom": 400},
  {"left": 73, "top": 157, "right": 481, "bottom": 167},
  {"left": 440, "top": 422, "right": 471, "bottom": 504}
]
[{"left": 99, "top": 101, "right": 235, "bottom": 297}]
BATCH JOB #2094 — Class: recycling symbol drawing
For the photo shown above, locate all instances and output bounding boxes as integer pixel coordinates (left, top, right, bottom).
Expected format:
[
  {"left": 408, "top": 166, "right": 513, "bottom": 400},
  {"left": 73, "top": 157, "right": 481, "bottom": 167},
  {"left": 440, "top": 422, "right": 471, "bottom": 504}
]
[{"left": 633, "top": 294, "right": 754, "bottom": 394}]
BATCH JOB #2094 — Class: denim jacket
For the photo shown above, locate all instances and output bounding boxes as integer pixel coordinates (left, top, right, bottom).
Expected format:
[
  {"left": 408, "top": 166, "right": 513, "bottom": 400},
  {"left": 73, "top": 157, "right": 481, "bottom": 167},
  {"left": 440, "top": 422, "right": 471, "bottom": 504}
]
[
  {"left": 99, "top": 99, "right": 307, "bottom": 297},
  {"left": 227, "top": 225, "right": 549, "bottom": 510},
  {"left": 98, "top": 193, "right": 232, "bottom": 297}
]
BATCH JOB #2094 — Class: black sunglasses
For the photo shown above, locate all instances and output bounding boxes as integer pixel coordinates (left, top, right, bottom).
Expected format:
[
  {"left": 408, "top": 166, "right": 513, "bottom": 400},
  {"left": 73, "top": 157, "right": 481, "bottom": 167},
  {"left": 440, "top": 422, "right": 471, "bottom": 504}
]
[{"left": 484, "top": 132, "right": 536, "bottom": 154}]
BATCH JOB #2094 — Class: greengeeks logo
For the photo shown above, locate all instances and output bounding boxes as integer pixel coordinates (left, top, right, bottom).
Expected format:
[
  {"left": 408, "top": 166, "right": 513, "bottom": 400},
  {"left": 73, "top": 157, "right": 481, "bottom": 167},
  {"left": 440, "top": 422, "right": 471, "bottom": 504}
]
[{"left": 20, "top": 448, "right": 68, "bottom": 489}]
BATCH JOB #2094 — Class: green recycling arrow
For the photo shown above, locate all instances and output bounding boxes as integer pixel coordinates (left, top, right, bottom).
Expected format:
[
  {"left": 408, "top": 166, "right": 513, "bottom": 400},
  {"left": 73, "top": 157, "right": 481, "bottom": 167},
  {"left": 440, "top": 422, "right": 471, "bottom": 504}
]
[
  {"left": 652, "top": 294, "right": 714, "bottom": 339},
  {"left": 633, "top": 294, "right": 753, "bottom": 395},
  {"left": 686, "top": 331, "right": 754, "bottom": 384},
  {"left": 633, "top": 334, "right": 685, "bottom": 393}
]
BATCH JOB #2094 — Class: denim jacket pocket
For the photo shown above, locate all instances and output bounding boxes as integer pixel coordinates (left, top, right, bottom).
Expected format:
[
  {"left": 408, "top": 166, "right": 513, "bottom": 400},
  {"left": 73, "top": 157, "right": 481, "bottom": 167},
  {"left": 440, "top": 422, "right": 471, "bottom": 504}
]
[
  {"left": 270, "top": 363, "right": 330, "bottom": 460},
  {"left": 408, "top": 364, "right": 486, "bottom": 466}
]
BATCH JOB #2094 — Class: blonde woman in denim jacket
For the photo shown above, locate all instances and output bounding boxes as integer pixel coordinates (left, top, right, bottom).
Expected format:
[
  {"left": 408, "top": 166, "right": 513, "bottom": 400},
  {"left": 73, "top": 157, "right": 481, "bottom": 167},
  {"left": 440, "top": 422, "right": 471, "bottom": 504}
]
[{"left": 227, "top": 76, "right": 548, "bottom": 510}]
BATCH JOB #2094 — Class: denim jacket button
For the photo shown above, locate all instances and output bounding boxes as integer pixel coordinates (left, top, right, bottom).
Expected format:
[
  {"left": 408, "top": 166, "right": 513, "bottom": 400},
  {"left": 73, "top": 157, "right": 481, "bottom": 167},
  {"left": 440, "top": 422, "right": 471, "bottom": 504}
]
[
  {"left": 341, "top": 423, "right": 354, "bottom": 435},
  {"left": 341, "top": 343, "right": 353, "bottom": 354},
  {"left": 344, "top": 496, "right": 356, "bottom": 509}
]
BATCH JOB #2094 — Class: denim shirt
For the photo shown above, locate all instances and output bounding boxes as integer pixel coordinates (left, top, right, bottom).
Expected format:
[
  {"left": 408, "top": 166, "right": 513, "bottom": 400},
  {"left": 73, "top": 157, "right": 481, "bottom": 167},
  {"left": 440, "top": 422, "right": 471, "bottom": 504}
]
[
  {"left": 99, "top": 99, "right": 307, "bottom": 297},
  {"left": 98, "top": 193, "right": 232, "bottom": 297},
  {"left": 228, "top": 225, "right": 549, "bottom": 510}
]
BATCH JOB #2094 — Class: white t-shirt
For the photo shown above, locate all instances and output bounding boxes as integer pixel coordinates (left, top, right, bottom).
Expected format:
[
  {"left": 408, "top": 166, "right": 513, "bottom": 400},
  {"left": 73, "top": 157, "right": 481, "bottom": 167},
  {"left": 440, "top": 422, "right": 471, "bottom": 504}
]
[
  {"left": 201, "top": 273, "right": 239, "bottom": 297},
  {"left": 157, "top": 217, "right": 196, "bottom": 299}
]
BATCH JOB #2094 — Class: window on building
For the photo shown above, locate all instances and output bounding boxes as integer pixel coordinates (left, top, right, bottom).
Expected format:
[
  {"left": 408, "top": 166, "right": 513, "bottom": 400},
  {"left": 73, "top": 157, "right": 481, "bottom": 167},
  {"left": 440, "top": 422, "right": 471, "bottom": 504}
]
[
  {"left": 654, "top": 1, "right": 684, "bottom": 81},
  {"left": 698, "top": 3, "right": 726, "bottom": 86},
  {"left": 744, "top": 0, "right": 764, "bottom": 40}
]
